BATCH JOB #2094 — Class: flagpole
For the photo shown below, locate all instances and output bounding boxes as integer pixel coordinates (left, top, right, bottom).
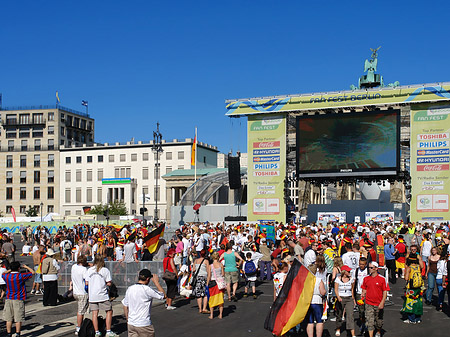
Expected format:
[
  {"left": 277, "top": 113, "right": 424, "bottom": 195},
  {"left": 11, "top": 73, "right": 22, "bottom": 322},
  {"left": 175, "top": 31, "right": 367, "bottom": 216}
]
[{"left": 194, "top": 127, "right": 197, "bottom": 182}]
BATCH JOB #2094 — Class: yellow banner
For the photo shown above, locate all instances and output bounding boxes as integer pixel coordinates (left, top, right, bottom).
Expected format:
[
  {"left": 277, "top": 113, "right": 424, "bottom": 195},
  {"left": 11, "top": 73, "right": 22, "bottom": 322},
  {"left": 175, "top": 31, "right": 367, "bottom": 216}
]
[
  {"left": 410, "top": 103, "right": 450, "bottom": 222},
  {"left": 226, "top": 84, "right": 450, "bottom": 116}
]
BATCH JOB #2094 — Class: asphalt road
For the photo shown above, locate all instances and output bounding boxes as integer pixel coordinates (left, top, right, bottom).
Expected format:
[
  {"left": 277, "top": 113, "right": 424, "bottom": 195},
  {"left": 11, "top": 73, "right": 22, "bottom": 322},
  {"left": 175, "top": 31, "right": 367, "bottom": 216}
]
[{"left": 1, "top": 234, "right": 449, "bottom": 337}]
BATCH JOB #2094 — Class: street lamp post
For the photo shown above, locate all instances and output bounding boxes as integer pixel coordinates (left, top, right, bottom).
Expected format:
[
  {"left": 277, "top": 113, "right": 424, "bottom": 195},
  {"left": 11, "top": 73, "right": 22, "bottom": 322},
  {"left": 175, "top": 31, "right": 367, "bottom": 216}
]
[
  {"left": 40, "top": 202, "right": 43, "bottom": 223},
  {"left": 152, "top": 122, "right": 163, "bottom": 222}
]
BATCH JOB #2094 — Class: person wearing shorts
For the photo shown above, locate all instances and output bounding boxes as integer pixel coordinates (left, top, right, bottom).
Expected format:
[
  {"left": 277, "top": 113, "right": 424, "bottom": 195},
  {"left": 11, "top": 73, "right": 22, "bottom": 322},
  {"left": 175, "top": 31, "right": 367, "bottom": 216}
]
[
  {"left": 2, "top": 262, "right": 34, "bottom": 337},
  {"left": 306, "top": 276, "right": 326, "bottom": 337},
  {"left": 71, "top": 255, "right": 89, "bottom": 335},
  {"left": 220, "top": 242, "right": 244, "bottom": 302}
]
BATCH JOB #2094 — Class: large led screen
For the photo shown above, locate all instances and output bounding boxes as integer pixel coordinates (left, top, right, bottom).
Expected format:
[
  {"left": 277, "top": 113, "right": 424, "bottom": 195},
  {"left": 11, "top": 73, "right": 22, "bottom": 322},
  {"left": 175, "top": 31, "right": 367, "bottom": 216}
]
[{"left": 296, "top": 110, "right": 400, "bottom": 178}]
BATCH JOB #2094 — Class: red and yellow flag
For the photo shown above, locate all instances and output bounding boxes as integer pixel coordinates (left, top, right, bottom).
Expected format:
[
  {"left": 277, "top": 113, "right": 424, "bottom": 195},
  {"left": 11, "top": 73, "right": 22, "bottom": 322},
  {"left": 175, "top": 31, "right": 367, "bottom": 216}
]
[
  {"left": 207, "top": 282, "right": 224, "bottom": 308},
  {"left": 264, "top": 259, "right": 315, "bottom": 336},
  {"left": 144, "top": 224, "right": 165, "bottom": 253},
  {"left": 191, "top": 135, "right": 197, "bottom": 167}
]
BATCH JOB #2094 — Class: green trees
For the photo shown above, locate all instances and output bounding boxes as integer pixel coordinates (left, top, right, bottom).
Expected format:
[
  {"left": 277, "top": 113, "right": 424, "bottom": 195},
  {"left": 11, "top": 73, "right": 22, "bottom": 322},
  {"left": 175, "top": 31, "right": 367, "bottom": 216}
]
[{"left": 87, "top": 200, "right": 128, "bottom": 216}]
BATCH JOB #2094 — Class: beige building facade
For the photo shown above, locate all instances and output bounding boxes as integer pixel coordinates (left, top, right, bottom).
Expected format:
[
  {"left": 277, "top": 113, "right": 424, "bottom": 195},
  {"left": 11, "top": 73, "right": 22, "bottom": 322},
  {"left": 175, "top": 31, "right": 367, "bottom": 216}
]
[{"left": 0, "top": 105, "right": 94, "bottom": 216}]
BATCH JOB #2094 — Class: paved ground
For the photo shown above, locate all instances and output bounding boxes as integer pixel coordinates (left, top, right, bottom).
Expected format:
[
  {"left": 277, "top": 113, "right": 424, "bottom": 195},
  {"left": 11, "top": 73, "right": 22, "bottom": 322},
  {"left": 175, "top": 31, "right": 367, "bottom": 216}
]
[{"left": 1, "top": 234, "right": 449, "bottom": 336}]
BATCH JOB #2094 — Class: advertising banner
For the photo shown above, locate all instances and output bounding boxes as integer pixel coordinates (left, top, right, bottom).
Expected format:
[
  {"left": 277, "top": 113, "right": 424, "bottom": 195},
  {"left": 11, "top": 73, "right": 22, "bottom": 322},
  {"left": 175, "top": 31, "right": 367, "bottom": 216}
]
[
  {"left": 247, "top": 114, "right": 286, "bottom": 223},
  {"left": 411, "top": 104, "right": 450, "bottom": 222},
  {"left": 365, "top": 211, "right": 394, "bottom": 223},
  {"left": 317, "top": 212, "right": 346, "bottom": 223},
  {"left": 226, "top": 84, "right": 450, "bottom": 116}
]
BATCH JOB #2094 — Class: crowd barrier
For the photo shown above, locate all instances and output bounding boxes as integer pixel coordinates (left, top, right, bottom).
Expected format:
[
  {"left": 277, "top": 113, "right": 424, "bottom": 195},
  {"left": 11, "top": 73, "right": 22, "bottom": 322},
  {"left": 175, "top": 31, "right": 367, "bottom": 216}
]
[{"left": 58, "top": 261, "right": 165, "bottom": 295}]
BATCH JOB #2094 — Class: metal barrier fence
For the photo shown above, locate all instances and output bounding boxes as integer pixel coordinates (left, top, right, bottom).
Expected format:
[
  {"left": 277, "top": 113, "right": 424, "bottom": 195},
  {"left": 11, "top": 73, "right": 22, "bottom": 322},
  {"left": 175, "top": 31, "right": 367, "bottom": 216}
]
[{"left": 58, "top": 261, "right": 165, "bottom": 295}]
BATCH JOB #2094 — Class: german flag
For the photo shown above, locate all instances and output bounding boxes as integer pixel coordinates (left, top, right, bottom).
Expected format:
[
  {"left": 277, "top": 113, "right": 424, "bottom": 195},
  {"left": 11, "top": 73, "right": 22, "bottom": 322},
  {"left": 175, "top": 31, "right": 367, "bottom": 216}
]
[
  {"left": 264, "top": 259, "right": 315, "bottom": 336},
  {"left": 207, "top": 281, "right": 224, "bottom": 308},
  {"left": 144, "top": 224, "right": 165, "bottom": 253}
]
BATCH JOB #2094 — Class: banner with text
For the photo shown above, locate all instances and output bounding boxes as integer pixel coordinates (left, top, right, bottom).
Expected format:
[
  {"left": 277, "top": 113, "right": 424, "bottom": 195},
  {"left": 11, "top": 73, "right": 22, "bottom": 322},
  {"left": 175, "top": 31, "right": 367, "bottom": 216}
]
[
  {"left": 248, "top": 114, "right": 286, "bottom": 223},
  {"left": 411, "top": 103, "right": 450, "bottom": 222}
]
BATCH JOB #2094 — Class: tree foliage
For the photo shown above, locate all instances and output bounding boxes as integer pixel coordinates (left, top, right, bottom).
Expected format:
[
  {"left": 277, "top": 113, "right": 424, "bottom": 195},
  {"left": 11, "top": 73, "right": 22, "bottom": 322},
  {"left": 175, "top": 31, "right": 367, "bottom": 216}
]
[
  {"left": 87, "top": 200, "right": 128, "bottom": 216},
  {"left": 25, "top": 205, "right": 38, "bottom": 217}
]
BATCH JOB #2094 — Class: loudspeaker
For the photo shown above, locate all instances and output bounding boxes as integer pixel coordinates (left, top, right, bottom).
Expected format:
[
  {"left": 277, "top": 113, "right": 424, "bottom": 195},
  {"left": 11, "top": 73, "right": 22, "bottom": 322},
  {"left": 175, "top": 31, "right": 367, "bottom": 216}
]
[{"left": 228, "top": 155, "right": 241, "bottom": 189}]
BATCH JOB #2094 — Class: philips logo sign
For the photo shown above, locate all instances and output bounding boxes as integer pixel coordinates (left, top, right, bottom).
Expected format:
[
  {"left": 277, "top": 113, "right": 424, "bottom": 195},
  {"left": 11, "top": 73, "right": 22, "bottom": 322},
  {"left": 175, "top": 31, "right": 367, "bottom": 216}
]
[
  {"left": 418, "top": 141, "right": 449, "bottom": 148},
  {"left": 254, "top": 163, "right": 279, "bottom": 170}
]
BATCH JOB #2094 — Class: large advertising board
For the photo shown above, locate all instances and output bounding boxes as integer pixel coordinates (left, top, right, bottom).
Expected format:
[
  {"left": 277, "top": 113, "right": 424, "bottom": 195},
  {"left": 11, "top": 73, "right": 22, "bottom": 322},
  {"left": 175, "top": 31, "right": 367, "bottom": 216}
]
[
  {"left": 247, "top": 114, "right": 286, "bottom": 222},
  {"left": 296, "top": 110, "right": 400, "bottom": 178},
  {"left": 365, "top": 211, "right": 394, "bottom": 223},
  {"left": 226, "top": 84, "right": 450, "bottom": 116},
  {"left": 317, "top": 212, "right": 346, "bottom": 223},
  {"left": 411, "top": 104, "right": 450, "bottom": 222}
]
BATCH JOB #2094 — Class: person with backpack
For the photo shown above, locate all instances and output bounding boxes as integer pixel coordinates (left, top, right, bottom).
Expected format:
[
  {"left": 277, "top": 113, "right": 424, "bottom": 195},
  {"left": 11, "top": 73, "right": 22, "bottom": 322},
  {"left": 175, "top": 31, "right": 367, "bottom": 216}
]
[
  {"left": 84, "top": 254, "right": 118, "bottom": 337},
  {"left": 401, "top": 244, "right": 425, "bottom": 324},
  {"left": 243, "top": 252, "right": 257, "bottom": 299}
]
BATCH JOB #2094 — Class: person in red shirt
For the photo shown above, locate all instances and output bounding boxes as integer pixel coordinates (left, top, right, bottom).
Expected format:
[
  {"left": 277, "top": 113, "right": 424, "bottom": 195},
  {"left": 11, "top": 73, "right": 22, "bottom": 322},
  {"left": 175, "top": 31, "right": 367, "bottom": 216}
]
[
  {"left": 395, "top": 236, "right": 407, "bottom": 278},
  {"left": 361, "top": 262, "right": 389, "bottom": 337}
]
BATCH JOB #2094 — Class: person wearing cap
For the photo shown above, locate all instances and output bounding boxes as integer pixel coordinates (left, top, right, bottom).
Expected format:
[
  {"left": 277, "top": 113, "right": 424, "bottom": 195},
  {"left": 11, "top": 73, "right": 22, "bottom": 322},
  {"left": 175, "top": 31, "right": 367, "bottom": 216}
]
[
  {"left": 361, "top": 262, "right": 389, "bottom": 337},
  {"left": 41, "top": 248, "right": 60, "bottom": 306},
  {"left": 334, "top": 264, "right": 355, "bottom": 337},
  {"left": 122, "top": 269, "right": 166, "bottom": 337}
]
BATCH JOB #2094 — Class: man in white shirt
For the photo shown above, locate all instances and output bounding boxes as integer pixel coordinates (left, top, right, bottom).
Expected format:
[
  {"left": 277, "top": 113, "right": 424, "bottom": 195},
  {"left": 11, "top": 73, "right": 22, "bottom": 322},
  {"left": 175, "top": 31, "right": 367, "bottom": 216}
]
[
  {"left": 122, "top": 269, "right": 165, "bottom": 337},
  {"left": 123, "top": 240, "right": 137, "bottom": 263},
  {"left": 182, "top": 234, "right": 190, "bottom": 265},
  {"left": 71, "top": 255, "right": 88, "bottom": 336},
  {"left": 342, "top": 243, "right": 360, "bottom": 271},
  {"left": 304, "top": 242, "right": 318, "bottom": 267}
]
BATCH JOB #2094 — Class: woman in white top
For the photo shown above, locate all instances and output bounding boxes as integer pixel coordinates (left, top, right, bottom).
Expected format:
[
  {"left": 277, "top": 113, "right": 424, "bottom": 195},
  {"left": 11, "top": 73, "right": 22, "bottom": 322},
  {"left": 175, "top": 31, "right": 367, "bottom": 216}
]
[
  {"left": 436, "top": 252, "right": 448, "bottom": 311},
  {"left": 307, "top": 264, "right": 326, "bottom": 337},
  {"left": 334, "top": 265, "right": 355, "bottom": 337}
]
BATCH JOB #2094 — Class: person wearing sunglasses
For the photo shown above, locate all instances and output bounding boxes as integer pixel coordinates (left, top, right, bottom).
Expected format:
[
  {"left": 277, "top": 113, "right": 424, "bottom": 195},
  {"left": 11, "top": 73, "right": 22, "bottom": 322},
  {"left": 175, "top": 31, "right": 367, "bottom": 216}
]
[{"left": 361, "top": 262, "right": 389, "bottom": 337}]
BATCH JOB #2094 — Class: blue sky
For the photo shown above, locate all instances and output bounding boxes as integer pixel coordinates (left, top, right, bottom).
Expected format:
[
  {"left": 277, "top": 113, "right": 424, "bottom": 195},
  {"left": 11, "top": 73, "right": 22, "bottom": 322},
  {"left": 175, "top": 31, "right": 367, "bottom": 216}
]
[{"left": 1, "top": 1, "right": 450, "bottom": 154}]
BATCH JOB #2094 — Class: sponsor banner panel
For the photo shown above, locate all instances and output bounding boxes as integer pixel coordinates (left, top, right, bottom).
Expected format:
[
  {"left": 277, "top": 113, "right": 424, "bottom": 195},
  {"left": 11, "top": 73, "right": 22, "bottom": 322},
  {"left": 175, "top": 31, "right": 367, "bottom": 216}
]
[
  {"left": 248, "top": 115, "right": 286, "bottom": 222},
  {"left": 317, "top": 212, "right": 346, "bottom": 223},
  {"left": 411, "top": 103, "right": 450, "bottom": 221},
  {"left": 365, "top": 212, "right": 394, "bottom": 223}
]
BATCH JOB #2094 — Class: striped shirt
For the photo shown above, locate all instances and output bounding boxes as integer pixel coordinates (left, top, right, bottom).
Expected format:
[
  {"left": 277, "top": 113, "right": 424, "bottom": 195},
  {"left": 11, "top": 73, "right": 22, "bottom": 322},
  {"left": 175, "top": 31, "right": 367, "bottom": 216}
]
[{"left": 2, "top": 272, "right": 33, "bottom": 300}]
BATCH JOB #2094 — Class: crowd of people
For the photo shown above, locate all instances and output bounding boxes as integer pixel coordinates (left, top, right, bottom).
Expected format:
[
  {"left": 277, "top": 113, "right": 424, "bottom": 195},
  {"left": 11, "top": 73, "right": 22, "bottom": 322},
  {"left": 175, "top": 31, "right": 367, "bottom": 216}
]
[{"left": 0, "top": 219, "right": 449, "bottom": 337}]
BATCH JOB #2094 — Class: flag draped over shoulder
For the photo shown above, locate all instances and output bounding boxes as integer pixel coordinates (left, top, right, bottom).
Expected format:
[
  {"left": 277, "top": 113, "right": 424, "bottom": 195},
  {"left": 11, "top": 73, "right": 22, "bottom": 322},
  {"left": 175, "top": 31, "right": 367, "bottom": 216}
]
[
  {"left": 264, "top": 259, "right": 315, "bottom": 336},
  {"left": 144, "top": 224, "right": 165, "bottom": 253},
  {"left": 207, "top": 281, "right": 224, "bottom": 308}
]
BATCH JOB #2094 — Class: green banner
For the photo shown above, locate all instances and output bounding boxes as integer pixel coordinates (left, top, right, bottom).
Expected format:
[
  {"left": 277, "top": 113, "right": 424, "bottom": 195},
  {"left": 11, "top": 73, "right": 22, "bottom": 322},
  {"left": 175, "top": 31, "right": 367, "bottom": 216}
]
[
  {"left": 410, "top": 103, "right": 450, "bottom": 222},
  {"left": 226, "top": 84, "right": 450, "bottom": 116},
  {"left": 247, "top": 114, "right": 286, "bottom": 223}
]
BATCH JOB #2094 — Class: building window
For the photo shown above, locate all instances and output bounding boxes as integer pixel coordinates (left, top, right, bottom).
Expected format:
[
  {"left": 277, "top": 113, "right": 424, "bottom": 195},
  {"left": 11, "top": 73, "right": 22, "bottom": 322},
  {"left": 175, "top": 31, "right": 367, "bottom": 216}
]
[
  {"left": 34, "top": 171, "right": 40, "bottom": 183},
  {"left": 131, "top": 153, "right": 137, "bottom": 161},
  {"left": 97, "top": 188, "right": 102, "bottom": 203},
  {"left": 87, "top": 188, "right": 92, "bottom": 203},
  {"left": 48, "top": 139, "right": 54, "bottom": 150},
  {"left": 97, "top": 169, "right": 103, "bottom": 181},
  {"left": 166, "top": 152, "right": 172, "bottom": 160},
  {"left": 32, "top": 127, "right": 43, "bottom": 138},
  {"left": 86, "top": 170, "right": 92, "bottom": 182},
  {"left": 48, "top": 186, "right": 54, "bottom": 199},
  {"left": 126, "top": 167, "right": 131, "bottom": 177},
  {"left": 34, "top": 155, "right": 40, "bottom": 167},
  {"left": 114, "top": 168, "right": 119, "bottom": 178},
  {"left": 48, "top": 154, "right": 54, "bottom": 167},
  {"left": 6, "top": 171, "right": 13, "bottom": 184},
  {"left": 98, "top": 155, "right": 103, "bottom": 163},
  {"left": 76, "top": 188, "right": 81, "bottom": 203},
  {"left": 33, "top": 113, "right": 44, "bottom": 124},
  {"left": 76, "top": 170, "right": 81, "bottom": 182},
  {"left": 65, "top": 189, "right": 71, "bottom": 203},
  {"left": 48, "top": 170, "right": 54, "bottom": 183},
  {"left": 154, "top": 186, "right": 160, "bottom": 201},
  {"left": 20, "top": 155, "right": 26, "bottom": 167},
  {"left": 120, "top": 154, "right": 126, "bottom": 162},
  {"left": 166, "top": 166, "right": 172, "bottom": 174},
  {"left": 34, "top": 187, "right": 40, "bottom": 199},
  {"left": 7, "top": 155, "right": 13, "bottom": 168},
  {"left": 20, "top": 205, "right": 26, "bottom": 213},
  {"left": 87, "top": 156, "right": 92, "bottom": 163},
  {"left": 142, "top": 153, "right": 149, "bottom": 161},
  {"left": 47, "top": 205, "right": 54, "bottom": 213},
  {"left": 19, "top": 128, "right": 29, "bottom": 138},
  {"left": 6, "top": 187, "right": 12, "bottom": 200},
  {"left": 178, "top": 151, "right": 184, "bottom": 160},
  {"left": 76, "top": 156, "right": 82, "bottom": 164},
  {"left": 20, "top": 187, "right": 26, "bottom": 199},
  {"left": 142, "top": 168, "right": 149, "bottom": 180},
  {"left": 48, "top": 125, "right": 54, "bottom": 135},
  {"left": 19, "top": 114, "right": 29, "bottom": 124},
  {"left": 109, "top": 155, "right": 114, "bottom": 162},
  {"left": 6, "top": 206, "right": 12, "bottom": 214},
  {"left": 8, "top": 140, "right": 15, "bottom": 151},
  {"left": 6, "top": 130, "right": 16, "bottom": 139},
  {"left": 66, "top": 157, "right": 71, "bottom": 164},
  {"left": 65, "top": 170, "right": 71, "bottom": 182},
  {"left": 48, "top": 112, "right": 54, "bottom": 121},
  {"left": 20, "top": 171, "right": 26, "bottom": 183},
  {"left": 61, "top": 126, "right": 65, "bottom": 136},
  {"left": 34, "top": 139, "right": 41, "bottom": 151},
  {"left": 21, "top": 140, "right": 28, "bottom": 151}
]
